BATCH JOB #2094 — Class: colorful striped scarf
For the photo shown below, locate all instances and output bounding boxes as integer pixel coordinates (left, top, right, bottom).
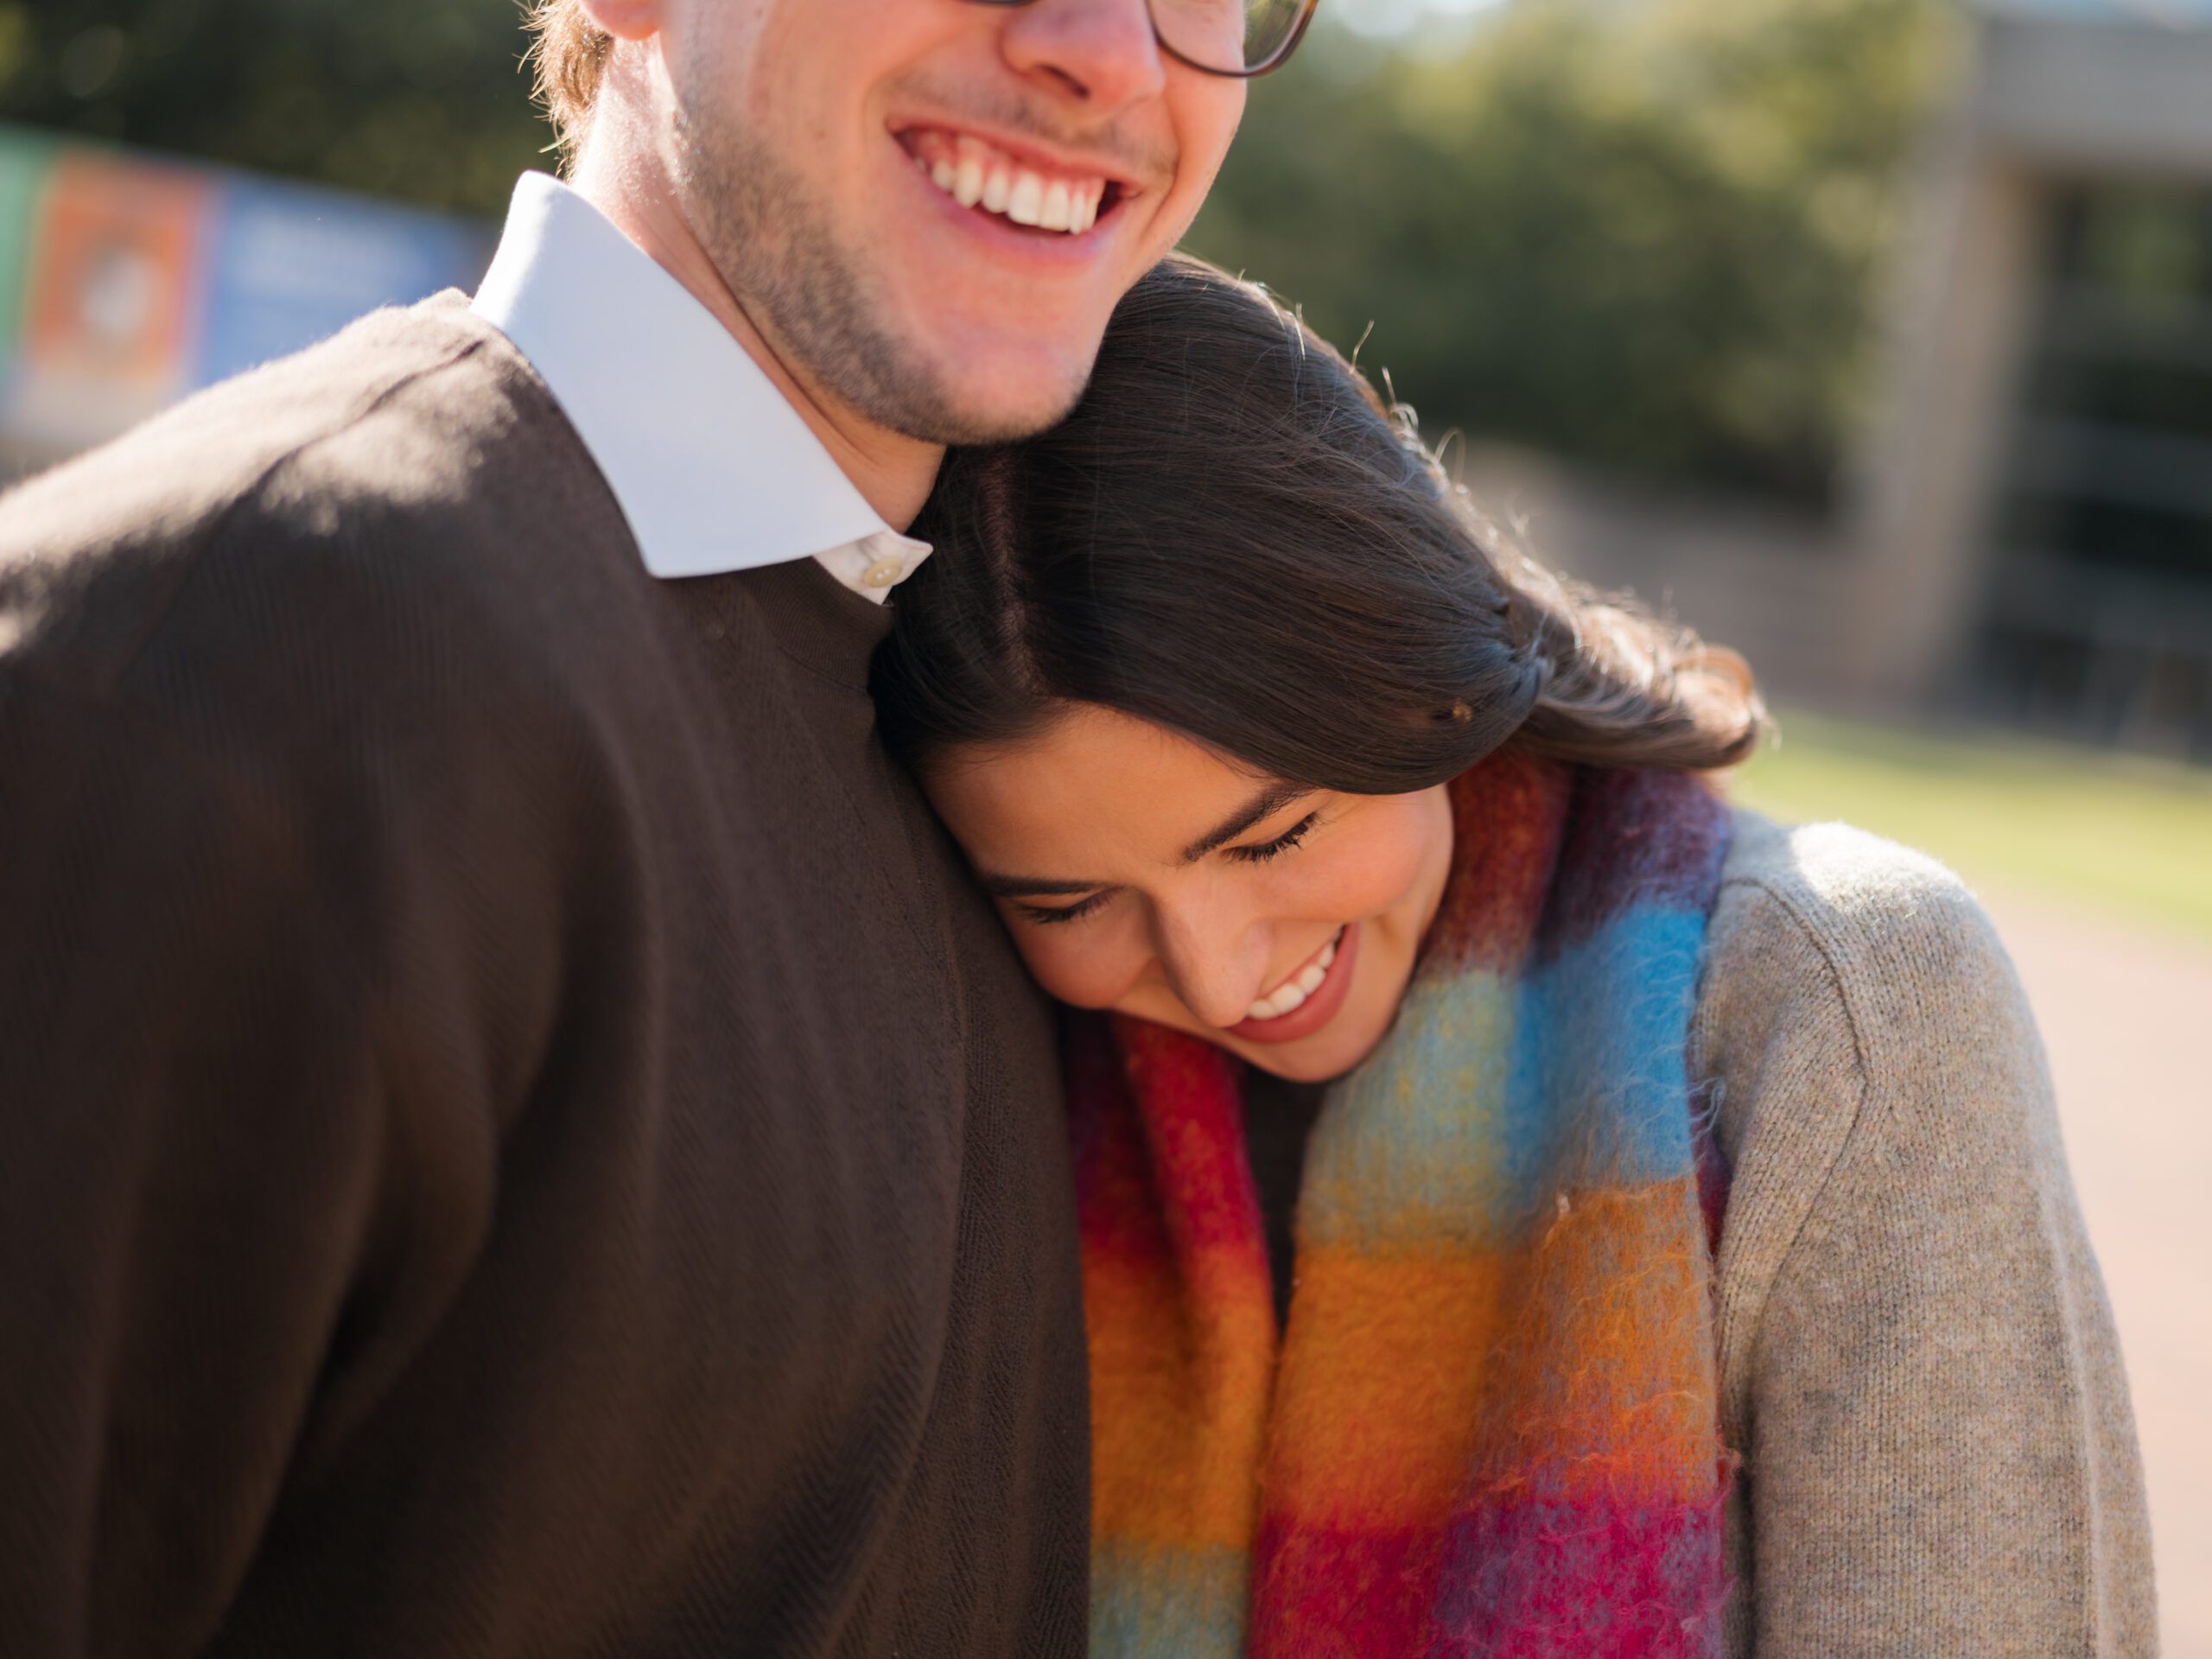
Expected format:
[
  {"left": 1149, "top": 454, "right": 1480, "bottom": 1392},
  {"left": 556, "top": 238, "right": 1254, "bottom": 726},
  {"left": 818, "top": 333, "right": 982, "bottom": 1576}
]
[{"left": 1070, "top": 749, "right": 1738, "bottom": 1657}]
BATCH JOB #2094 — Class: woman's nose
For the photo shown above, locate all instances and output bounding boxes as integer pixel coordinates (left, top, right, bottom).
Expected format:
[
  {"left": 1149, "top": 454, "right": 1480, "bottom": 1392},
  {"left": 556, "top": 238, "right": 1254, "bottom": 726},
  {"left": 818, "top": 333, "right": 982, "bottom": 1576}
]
[{"left": 1153, "top": 907, "right": 1266, "bottom": 1031}]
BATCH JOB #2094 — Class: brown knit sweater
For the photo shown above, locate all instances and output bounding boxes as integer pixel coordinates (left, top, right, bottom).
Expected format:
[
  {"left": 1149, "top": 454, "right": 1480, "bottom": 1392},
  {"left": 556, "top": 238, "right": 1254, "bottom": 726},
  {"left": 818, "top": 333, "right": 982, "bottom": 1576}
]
[{"left": 0, "top": 298, "right": 1090, "bottom": 1657}]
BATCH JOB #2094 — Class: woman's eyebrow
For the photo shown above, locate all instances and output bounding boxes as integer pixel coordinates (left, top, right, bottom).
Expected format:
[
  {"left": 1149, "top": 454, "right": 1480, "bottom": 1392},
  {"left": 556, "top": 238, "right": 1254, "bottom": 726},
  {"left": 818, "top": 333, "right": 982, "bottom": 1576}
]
[
  {"left": 1179, "top": 782, "right": 1314, "bottom": 864},
  {"left": 976, "top": 872, "right": 1102, "bottom": 899}
]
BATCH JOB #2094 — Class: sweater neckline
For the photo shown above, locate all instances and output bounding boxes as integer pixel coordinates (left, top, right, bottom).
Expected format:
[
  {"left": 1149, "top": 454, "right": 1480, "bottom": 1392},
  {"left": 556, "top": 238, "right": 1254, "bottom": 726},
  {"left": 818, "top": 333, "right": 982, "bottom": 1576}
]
[{"left": 734, "top": 557, "right": 893, "bottom": 691}]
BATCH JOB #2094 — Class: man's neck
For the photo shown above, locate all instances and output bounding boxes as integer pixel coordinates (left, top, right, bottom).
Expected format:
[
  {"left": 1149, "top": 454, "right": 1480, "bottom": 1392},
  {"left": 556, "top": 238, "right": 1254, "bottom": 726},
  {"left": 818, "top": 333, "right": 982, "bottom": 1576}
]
[{"left": 569, "top": 153, "right": 941, "bottom": 535}]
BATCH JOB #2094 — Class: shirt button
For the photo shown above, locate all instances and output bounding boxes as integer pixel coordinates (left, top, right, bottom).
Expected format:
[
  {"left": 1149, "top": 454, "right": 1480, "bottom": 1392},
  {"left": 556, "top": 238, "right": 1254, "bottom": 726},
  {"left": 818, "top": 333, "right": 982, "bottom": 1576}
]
[{"left": 860, "top": 557, "right": 905, "bottom": 588}]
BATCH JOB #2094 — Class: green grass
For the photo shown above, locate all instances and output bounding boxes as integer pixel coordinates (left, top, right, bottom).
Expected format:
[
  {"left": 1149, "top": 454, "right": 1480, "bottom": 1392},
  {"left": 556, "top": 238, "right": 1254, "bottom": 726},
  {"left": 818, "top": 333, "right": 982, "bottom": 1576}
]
[{"left": 1727, "top": 708, "right": 2212, "bottom": 943}]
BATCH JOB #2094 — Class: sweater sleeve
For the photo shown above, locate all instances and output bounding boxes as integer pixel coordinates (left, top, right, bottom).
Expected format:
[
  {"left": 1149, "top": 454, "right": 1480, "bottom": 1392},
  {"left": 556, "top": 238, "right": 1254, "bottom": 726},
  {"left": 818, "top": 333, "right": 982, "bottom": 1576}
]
[
  {"left": 1691, "top": 824, "right": 2157, "bottom": 1659},
  {"left": 0, "top": 668, "right": 393, "bottom": 1657}
]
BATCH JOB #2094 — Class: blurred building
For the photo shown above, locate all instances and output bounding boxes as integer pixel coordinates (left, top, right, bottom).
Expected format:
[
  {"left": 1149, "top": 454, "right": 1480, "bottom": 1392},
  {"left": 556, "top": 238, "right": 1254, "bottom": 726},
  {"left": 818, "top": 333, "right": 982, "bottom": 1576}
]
[
  {"left": 0, "top": 123, "right": 491, "bottom": 483},
  {"left": 1478, "top": 0, "right": 2212, "bottom": 760},
  {"left": 1865, "top": 0, "right": 2212, "bottom": 755}
]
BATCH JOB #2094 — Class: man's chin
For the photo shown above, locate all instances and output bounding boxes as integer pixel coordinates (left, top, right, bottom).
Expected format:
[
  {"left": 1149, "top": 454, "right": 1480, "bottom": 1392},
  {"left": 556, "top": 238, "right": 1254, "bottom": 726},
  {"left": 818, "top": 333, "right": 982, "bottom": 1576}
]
[
  {"left": 869, "top": 333, "right": 1097, "bottom": 447},
  {"left": 906, "top": 381, "right": 1089, "bottom": 448}
]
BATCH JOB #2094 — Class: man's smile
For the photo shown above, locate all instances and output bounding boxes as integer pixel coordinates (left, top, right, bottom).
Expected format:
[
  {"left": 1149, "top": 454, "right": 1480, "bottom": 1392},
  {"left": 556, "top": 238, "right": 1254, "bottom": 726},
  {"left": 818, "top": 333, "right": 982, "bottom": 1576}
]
[{"left": 899, "top": 128, "right": 1129, "bottom": 234}]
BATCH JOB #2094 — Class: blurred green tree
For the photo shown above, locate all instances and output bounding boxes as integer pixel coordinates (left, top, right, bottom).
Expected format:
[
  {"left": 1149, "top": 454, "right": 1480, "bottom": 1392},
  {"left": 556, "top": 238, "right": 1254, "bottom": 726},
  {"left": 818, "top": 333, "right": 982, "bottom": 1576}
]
[
  {"left": 0, "top": 0, "right": 1947, "bottom": 502},
  {"left": 0, "top": 0, "right": 545, "bottom": 214},
  {"left": 1190, "top": 0, "right": 1949, "bottom": 502}
]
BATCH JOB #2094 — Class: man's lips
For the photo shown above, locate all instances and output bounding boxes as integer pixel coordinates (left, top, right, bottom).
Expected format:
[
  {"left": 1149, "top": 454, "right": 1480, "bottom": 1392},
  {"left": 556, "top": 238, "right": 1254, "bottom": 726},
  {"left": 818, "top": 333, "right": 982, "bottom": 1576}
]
[{"left": 1227, "top": 924, "right": 1361, "bottom": 1046}]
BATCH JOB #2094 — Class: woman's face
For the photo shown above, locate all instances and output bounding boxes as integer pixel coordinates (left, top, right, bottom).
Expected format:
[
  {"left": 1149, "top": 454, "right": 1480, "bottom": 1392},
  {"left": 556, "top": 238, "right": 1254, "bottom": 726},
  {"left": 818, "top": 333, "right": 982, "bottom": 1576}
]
[{"left": 924, "top": 704, "right": 1457, "bottom": 1081}]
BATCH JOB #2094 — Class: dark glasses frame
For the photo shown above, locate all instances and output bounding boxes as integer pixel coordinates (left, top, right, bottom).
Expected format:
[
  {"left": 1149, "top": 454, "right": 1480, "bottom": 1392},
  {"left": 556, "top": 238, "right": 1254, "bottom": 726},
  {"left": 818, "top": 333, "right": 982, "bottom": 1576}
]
[{"left": 963, "top": 0, "right": 1322, "bottom": 79}]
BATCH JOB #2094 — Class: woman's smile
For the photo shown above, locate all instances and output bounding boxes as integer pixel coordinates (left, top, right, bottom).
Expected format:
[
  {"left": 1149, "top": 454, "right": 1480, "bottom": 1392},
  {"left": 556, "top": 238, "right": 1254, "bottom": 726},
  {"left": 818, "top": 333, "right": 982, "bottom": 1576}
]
[{"left": 1227, "top": 922, "right": 1356, "bottom": 1043}]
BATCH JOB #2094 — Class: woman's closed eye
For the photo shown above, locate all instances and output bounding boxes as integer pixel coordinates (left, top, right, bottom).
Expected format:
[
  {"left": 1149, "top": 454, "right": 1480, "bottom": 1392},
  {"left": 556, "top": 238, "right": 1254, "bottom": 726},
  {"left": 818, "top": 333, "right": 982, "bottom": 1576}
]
[
  {"left": 1018, "top": 891, "right": 1113, "bottom": 926},
  {"left": 1224, "top": 810, "right": 1320, "bottom": 865},
  {"left": 1012, "top": 811, "right": 1325, "bottom": 925}
]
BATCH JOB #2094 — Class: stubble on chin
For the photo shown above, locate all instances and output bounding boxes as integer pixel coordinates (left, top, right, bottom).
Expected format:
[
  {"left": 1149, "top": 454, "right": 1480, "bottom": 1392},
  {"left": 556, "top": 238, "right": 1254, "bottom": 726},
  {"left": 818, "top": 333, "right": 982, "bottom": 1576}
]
[{"left": 668, "top": 83, "right": 1086, "bottom": 447}]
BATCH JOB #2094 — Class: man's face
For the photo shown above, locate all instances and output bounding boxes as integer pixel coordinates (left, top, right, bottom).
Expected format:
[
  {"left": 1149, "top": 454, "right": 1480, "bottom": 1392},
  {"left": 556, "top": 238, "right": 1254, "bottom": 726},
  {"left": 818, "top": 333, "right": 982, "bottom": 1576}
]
[{"left": 657, "top": 0, "right": 1247, "bottom": 444}]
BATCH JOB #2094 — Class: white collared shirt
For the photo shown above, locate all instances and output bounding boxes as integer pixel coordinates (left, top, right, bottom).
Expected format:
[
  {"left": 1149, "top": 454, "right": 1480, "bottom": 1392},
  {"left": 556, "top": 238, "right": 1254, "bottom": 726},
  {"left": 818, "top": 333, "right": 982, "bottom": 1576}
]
[{"left": 470, "top": 172, "right": 931, "bottom": 602}]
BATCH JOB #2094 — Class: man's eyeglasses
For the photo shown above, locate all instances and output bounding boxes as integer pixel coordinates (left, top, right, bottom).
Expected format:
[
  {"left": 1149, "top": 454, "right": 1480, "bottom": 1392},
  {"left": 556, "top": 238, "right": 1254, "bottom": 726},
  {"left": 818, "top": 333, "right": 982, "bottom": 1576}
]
[{"left": 964, "top": 0, "right": 1320, "bottom": 78}]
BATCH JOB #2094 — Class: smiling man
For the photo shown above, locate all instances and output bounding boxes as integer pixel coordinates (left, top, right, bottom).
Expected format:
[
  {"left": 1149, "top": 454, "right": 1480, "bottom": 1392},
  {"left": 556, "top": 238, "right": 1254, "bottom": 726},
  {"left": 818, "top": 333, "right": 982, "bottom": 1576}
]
[{"left": 0, "top": 3, "right": 1294, "bottom": 1655}]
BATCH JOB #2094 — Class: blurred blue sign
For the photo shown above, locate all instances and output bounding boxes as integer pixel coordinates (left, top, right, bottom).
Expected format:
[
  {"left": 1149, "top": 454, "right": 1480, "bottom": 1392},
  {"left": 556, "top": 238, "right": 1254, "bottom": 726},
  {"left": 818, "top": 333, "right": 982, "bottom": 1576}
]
[{"left": 195, "top": 175, "right": 491, "bottom": 388}]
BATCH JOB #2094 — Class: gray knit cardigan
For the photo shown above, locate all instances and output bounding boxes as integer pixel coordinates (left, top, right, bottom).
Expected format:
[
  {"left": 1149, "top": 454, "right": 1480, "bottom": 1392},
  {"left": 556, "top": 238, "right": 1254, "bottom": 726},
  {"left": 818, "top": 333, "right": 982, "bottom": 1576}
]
[{"left": 1695, "top": 806, "right": 2157, "bottom": 1656}]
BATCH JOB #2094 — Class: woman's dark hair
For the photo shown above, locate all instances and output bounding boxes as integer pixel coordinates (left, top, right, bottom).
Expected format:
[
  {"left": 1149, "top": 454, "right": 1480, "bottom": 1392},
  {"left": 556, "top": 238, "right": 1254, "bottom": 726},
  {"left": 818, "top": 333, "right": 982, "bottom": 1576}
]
[{"left": 872, "top": 252, "right": 1768, "bottom": 793}]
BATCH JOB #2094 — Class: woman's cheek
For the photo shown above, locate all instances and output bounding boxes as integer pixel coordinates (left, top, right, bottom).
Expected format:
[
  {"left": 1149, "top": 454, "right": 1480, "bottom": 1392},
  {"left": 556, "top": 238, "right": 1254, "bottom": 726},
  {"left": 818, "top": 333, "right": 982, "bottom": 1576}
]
[{"left": 1303, "top": 811, "right": 1429, "bottom": 919}]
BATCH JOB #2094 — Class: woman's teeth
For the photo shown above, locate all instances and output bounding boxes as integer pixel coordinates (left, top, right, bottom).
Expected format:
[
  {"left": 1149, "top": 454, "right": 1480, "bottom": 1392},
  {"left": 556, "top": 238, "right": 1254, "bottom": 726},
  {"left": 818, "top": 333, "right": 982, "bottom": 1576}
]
[
  {"left": 1247, "top": 930, "right": 1343, "bottom": 1023},
  {"left": 910, "top": 133, "right": 1105, "bottom": 234}
]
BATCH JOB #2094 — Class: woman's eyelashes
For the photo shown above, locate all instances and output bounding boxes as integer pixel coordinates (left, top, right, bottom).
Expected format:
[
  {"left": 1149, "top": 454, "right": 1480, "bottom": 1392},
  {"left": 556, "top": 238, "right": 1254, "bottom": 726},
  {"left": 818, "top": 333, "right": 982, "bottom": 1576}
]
[
  {"left": 1019, "top": 891, "right": 1111, "bottom": 926},
  {"left": 1014, "top": 811, "right": 1325, "bottom": 926},
  {"left": 1224, "top": 810, "right": 1320, "bottom": 865}
]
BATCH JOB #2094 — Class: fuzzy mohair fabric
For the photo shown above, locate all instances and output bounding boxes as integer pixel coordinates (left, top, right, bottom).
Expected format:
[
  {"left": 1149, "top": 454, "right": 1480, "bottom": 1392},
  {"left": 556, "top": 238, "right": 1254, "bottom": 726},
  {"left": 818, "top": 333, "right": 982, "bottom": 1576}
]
[{"left": 1070, "top": 749, "right": 1738, "bottom": 1658}]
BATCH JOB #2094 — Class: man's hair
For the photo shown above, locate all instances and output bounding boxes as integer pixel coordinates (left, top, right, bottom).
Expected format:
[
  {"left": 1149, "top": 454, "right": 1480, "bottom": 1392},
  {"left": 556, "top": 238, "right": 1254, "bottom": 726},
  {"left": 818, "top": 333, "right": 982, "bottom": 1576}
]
[{"left": 525, "top": 0, "right": 614, "bottom": 157}]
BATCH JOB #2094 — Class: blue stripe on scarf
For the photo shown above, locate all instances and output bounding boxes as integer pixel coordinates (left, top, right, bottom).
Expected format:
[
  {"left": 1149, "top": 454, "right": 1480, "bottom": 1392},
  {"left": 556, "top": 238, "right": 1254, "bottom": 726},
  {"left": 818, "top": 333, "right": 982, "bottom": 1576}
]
[{"left": 1299, "top": 906, "right": 1707, "bottom": 1252}]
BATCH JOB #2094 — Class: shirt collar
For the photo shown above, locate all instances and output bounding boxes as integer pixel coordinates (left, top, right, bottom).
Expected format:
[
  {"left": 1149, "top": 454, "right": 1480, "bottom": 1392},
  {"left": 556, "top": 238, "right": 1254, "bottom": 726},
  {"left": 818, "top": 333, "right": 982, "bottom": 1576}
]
[{"left": 470, "top": 172, "right": 931, "bottom": 598}]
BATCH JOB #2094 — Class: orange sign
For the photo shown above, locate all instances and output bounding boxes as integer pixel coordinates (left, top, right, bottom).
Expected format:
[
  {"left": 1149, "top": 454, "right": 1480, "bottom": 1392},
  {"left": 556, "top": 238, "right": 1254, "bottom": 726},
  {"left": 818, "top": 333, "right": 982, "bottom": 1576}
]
[{"left": 11, "top": 151, "right": 208, "bottom": 446}]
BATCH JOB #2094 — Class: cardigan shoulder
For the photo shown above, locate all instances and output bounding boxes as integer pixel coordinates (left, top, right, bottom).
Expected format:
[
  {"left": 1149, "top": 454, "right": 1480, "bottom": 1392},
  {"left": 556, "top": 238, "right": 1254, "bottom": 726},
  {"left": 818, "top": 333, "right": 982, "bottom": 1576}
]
[
  {"left": 1691, "top": 802, "right": 2031, "bottom": 1180},
  {"left": 1688, "top": 804, "right": 2007, "bottom": 1436},
  {"left": 1689, "top": 804, "right": 2062, "bottom": 1394},
  {"left": 1689, "top": 802, "right": 2156, "bottom": 1656}
]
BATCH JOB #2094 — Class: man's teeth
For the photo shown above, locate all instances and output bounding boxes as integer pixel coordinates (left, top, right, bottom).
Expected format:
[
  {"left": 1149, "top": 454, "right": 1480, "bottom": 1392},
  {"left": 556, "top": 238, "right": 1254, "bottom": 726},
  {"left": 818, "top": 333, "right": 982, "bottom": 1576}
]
[
  {"left": 1247, "top": 931, "right": 1343, "bottom": 1023},
  {"left": 1008, "top": 172, "right": 1046, "bottom": 227},
  {"left": 914, "top": 135, "right": 1104, "bottom": 234},
  {"left": 1041, "top": 180, "right": 1072, "bottom": 232}
]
